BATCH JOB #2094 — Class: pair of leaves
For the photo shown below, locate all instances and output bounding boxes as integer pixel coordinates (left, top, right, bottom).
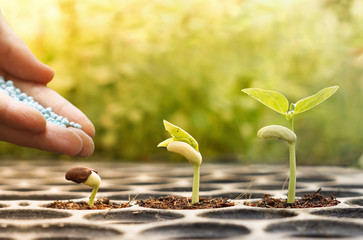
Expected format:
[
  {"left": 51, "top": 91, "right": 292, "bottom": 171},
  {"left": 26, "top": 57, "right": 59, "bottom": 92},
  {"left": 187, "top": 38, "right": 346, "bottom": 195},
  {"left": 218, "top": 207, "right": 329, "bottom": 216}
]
[
  {"left": 242, "top": 86, "right": 339, "bottom": 120},
  {"left": 158, "top": 120, "right": 199, "bottom": 152}
]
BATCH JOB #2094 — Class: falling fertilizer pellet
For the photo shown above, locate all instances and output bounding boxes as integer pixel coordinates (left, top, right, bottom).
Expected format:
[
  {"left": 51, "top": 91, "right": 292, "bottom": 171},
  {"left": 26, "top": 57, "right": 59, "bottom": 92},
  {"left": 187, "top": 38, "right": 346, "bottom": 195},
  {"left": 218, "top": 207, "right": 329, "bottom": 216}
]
[{"left": 0, "top": 76, "right": 82, "bottom": 129}]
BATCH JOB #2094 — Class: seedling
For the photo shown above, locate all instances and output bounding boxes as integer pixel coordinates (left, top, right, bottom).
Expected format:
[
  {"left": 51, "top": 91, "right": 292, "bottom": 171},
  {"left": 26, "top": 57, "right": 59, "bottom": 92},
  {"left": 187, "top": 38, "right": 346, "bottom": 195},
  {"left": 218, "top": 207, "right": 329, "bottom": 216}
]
[
  {"left": 242, "top": 86, "right": 338, "bottom": 203},
  {"left": 65, "top": 166, "right": 101, "bottom": 208},
  {"left": 158, "top": 120, "right": 202, "bottom": 204}
]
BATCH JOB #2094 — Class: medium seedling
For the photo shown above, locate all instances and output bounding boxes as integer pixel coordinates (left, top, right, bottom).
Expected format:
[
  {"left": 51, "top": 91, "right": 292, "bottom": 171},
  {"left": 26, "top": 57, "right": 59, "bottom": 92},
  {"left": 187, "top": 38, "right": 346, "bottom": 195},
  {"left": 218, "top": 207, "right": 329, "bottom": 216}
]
[
  {"left": 65, "top": 166, "right": 101, "bottom": 208},
  {"left": 242, "top": 86, "right": 338, "bottom": 203},
  {"left": 158, "top": 120, "right": 202, "bottom": 204}
]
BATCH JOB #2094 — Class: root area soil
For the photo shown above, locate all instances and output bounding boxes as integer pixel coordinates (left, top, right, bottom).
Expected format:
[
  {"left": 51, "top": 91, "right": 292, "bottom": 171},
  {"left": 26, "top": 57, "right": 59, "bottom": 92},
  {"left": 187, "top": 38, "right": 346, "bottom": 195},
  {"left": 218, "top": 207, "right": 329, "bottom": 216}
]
[
  {"left": 47, "top": 198, "right": 130, "bottom": 210},
  {"left": 137, "top": 195, "right": 234, "bottom": 210},
  {"left": 245, "top": 189, "right": 340, "bottom": 208}
]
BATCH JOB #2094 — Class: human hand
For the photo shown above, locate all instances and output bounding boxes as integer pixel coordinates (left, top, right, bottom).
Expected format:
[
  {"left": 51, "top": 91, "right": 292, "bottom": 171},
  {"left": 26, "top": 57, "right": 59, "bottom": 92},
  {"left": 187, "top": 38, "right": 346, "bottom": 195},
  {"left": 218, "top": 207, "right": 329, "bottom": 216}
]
[{"left": 0, "top": 11, "right": 95, "bottom": 157}]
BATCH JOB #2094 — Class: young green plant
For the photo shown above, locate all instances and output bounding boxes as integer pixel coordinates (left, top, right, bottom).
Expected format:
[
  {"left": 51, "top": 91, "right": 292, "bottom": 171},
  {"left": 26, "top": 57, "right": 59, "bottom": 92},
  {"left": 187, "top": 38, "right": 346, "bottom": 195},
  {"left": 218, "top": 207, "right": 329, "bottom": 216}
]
[
  {"left": 65, "top": 167, "right": 101, "bottom": 208},
  {"left": 242, "top": 86, "right": 339, "bottom": 203},
  {"left": 158, "top": 120, "right": 202, "bottom": 204}
]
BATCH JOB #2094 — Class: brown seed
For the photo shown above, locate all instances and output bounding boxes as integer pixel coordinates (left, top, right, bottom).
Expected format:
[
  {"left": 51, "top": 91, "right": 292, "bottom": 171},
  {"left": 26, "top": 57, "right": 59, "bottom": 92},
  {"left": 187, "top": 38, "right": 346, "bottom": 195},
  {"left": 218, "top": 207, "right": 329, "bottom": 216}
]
[{"left": 65, "top": 167, "right": 97, "bottom": 184}]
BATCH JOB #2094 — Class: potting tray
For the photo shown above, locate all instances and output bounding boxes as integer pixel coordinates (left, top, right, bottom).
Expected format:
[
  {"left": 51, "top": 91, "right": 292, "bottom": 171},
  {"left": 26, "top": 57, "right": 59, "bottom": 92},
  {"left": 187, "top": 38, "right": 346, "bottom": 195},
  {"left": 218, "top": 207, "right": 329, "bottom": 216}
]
[{"left": 0, "top": 160, "right": 362, "bottom": 239}]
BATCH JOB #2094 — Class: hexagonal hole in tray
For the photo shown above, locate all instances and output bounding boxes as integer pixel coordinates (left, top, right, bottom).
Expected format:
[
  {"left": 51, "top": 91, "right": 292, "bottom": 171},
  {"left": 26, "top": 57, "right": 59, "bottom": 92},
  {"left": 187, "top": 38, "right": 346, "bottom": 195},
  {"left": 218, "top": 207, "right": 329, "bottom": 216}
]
[
  {"left": 202, "top": 192, "right": 266, "bottom": 200},
  {"left": 233, "top": 170, "right": 283, "bottom": 177},
  {"left": 164, "top": 172, "right": 209, "bottom": 179},
  {"left": 67, "top": 187, "right": 129, "bottom": 193},
  {"left": 84, "top": 209, "right": 184, "bottom": 224},
  {"left": 123, "top": 180, "right": 172, "bottom": 186},
  {"left": 248, "top": 184, "right": 304, "bottom": 191},
  {"left": 141, "top": 222, "right": 250, "bottom": 239},
  {"left": 265, "top": 219, "right": 363, "bottom": 238},
  {"left": 108, "top": 193, "right": 171, "bottom": 201},
  {"left": 321, "top": 184, "right": 363, "bottom": 189},
  {"left": 274, "top": 175, "right": 335, "bottom": 183},
  {"left": 0, "top": 209, "right": 71, "bottom": 220},
  {"left": 42, "top": 181, "right": 74, "bottom": 186},
  {"left": 201, "top": 177, "right": 253, "bottom": 184},
  {"left": 346, "top": 198, "right": 363, "bottom": 207},
  {"left": 296, "top": 190, "right": 362, "bottom": 198},
  {"left": 29, "top": 223, "right": 122, "bottom": 239},
  {"left": 199, "top": 208, "right": 297, "bottom": 220},
  {"left": 4, "top": 187, "right": 46, "bottom": 192},
  {"left": 310, "top": 208, "right": 363, "bottom": 219},
  {"left": 153, "top": 186, "right": 219, "bottom": 192},
  {"left": 0, "top": 194, "right": 83, "bottom": 201},
  {"left": 296, "top": 176, "right": 335, "bottom": 182}
]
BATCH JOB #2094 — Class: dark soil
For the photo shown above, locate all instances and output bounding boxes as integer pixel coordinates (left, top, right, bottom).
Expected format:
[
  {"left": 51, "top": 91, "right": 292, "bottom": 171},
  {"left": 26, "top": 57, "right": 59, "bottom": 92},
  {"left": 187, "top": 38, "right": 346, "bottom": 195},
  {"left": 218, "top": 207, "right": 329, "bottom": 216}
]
[
  {"left": 137, "top": 195, "right": 235, "bottom": 210},
  {"left": 47, "top": 198, "right": 130, "bottom": 210},
  {"left": 245, "top": 189, "right": 340, "bottom": 208}
]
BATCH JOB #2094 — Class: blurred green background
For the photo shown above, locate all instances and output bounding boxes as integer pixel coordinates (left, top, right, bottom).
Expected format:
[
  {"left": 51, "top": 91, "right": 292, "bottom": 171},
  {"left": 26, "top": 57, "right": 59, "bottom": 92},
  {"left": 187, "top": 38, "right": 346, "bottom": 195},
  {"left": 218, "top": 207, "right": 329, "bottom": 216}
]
[{"left": 0, "top": 0, "right": 362, "bottom": 165}]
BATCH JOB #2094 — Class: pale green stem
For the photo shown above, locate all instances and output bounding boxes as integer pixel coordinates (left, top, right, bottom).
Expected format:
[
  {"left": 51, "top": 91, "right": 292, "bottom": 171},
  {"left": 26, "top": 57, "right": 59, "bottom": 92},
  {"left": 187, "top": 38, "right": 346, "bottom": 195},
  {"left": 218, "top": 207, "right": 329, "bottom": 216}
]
[
  {"left": 88, "top": 187, "right": 99, "bottom": 208},
  {"left": 192, "top": 165, "right": 200, "bottom": 204},
  {"left": 287, "top": 142, "right": 296, "bottom": 203},
  {"left": 287, "top": 117, "right": 296, "bottom": 203},
  {"left": 289, "top": 118, "right": 294, "bottom": 132}
]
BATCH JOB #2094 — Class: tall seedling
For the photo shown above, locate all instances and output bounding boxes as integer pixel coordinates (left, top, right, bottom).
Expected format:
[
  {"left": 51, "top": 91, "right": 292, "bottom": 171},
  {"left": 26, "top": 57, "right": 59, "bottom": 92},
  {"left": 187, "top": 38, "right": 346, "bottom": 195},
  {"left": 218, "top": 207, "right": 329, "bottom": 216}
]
[{"left": 242, "top": 86, "right": 338, "bottom": 203}]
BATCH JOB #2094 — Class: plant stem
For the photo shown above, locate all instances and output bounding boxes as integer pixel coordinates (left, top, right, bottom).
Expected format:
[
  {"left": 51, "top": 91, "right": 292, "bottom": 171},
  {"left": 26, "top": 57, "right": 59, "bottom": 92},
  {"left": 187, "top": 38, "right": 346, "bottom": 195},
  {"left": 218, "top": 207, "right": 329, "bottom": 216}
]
[
  {"left": 88, "top": 187, "right": 99, "bottom": 208},
  {"left": 287, "top": 117, "right": 296, "bottom": 203},
  {"left": 289, "top": 118, "right": 294, "bottom": 132},
  {"left": 192, "top": 165, "right": 200, "bottom": 204},
  {"left": 287, "top": 142, "right": 296, "bottom": 203}
]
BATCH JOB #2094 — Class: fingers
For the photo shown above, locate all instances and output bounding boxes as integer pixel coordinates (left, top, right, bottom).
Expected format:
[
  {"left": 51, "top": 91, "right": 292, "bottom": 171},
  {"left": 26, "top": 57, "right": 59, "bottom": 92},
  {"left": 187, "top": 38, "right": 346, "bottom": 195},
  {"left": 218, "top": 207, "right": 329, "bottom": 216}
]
[
  {"left": 0, "top": 123, "right": 95, "bottom": 157},
  {"left": 11, "top": 79, "right": 95, "bottom": 138},
  {"left": 72, "top": 128, "right": 95, "bottom": 158},
  {"left": 0, "top": 12, "right": 54, "bottom": 84},
  {"left": 0, "top": 91, "right": 46, "bottom": 133},
  {"left": 1, "top": 77, "right": 95, "bottom": 157},
  {"left": 0, "top": 12, "right": 94, "bottom": 158}
]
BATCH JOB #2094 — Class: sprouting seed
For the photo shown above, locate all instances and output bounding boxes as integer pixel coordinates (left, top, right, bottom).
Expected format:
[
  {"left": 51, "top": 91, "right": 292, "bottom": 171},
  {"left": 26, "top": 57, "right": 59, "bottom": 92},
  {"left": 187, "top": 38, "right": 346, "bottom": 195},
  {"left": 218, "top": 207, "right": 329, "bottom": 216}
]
[
  {"left": 158, "top": 120, "right": 202, "bottom": 204},
  {"left": 65, "top": 167, "right": 101, "bottom": 208}
]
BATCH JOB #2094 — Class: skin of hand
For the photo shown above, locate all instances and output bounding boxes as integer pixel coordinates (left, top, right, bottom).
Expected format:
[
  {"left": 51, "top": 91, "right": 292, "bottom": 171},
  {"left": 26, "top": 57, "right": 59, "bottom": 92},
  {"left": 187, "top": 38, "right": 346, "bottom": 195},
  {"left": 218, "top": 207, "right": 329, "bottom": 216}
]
[{"left": 0, "top": 11, "right": 95, "bottom": 157}]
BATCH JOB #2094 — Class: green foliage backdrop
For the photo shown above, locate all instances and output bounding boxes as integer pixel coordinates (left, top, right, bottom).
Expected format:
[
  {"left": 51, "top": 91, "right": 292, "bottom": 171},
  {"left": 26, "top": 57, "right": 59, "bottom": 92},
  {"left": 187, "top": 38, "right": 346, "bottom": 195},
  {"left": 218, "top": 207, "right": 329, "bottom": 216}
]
[{"left": 0, "top": 0, "right": 362, "bottom": 165}]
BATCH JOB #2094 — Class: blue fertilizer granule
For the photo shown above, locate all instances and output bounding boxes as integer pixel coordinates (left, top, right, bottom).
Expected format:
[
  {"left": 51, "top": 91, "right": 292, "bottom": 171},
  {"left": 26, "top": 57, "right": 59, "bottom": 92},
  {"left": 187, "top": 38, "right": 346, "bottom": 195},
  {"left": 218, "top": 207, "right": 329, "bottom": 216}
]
[{"left": 0, "top": 76, "right": 81, "bottom": 129}]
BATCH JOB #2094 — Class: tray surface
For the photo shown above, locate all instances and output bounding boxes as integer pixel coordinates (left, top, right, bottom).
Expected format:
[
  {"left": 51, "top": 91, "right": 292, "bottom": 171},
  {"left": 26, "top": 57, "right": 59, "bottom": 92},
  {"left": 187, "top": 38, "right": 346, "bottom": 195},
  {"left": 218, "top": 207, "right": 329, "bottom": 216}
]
[{"left": 0, "top": 160, "right": 362, "bottom": 239}]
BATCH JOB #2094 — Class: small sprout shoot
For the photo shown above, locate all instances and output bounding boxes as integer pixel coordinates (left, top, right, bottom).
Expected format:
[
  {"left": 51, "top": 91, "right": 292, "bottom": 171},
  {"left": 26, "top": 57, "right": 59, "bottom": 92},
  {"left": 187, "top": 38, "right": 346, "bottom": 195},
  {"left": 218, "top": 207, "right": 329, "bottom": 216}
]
[
  {"left": 158, "top": 120, "right": 202, "bottom": 204},
  {"left": 65, "top": 167, "right": 101, "bottom": 208},
  {"left": 242, "top": 86, "right": 338, "bottom": 203}
]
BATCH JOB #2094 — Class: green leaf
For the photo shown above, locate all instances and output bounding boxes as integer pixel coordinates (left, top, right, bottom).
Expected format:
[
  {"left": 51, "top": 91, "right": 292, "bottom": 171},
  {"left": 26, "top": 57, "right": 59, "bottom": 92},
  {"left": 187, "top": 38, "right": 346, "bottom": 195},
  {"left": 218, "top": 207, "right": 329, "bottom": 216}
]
[
  {"left": 242, "top": 88, "right": 289, "bottom": 117},
  {"left": 162, "top": 120, "right": 199, "bottom": 151},
  {"left": 157, "top": 138, "right": 173, "bottom": 148},
  {"left": 293, "top": 86, "right": 339, "bottom": 116}
]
